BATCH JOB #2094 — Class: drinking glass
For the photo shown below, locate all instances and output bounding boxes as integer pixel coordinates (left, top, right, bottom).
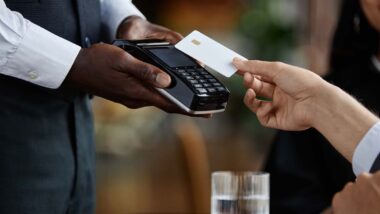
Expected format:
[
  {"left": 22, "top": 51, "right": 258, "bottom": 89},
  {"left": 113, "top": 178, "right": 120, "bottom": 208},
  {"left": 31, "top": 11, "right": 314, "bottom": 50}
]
[{"left": 211, "top": 171, "right": 270, "bottom": 214}]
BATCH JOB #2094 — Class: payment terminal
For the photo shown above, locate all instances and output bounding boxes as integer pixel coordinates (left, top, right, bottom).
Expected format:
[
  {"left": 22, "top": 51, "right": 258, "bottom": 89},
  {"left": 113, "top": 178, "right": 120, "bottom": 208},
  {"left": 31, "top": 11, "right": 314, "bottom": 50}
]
[{"left": 113, "top": 39, "right": 230, "bottom": 115}]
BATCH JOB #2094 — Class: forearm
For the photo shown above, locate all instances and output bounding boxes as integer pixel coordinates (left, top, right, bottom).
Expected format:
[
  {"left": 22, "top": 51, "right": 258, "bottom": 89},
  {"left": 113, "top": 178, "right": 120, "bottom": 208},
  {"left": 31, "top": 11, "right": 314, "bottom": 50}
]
[{"left": 312, "top": 83, "right": 379, "bottom": 162}]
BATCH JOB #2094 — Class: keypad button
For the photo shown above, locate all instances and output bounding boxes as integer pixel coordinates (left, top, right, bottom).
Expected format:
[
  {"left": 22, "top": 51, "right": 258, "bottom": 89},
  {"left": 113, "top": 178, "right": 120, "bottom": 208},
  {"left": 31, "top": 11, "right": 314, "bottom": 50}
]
[
  {"left": 216, "top": 87, "right": 225, "bottom": 92},
  {"left": 203, "top": 83, "right": 212, "bottom": 87},
  {"left": 213, "top": 83, "right": 222, "bottom": 87},
  {"left": 208, "top": 88, "right": 217, "bottom": 93},
  {"left": 190, "top": 80, "right": 199, "bottom": 84},
  {"left": 181, "top": 72, "right": 190, "bottom": 76},
  {"left": 195, "top": 76, "right": 203, "bottom": 79},
  {"left": 187, "top": 69, "right": 195, "bottom": 72},
  {"left": 185, "top": 76, "right": 194, "bottom": 80},
  {"left": 177, "top": 69, "right": 186, "bottom": 73},
  {"left": 208, "top": 79, "right": 217, "bottom": 83},
  {"left": 204, "top": 75, "right": 213, "bottom": 79},
  {"left": 196, "top": 88, "right": 208, "bottom": 94},
  {"left": 194, "top": 84, "right": 203, "bottom": 88},
  {"left": 191, "top": 72, "right": 198, "bottom": 76},
  {"left": 199, "top": 80, "right": 208, "bottom": 83}
]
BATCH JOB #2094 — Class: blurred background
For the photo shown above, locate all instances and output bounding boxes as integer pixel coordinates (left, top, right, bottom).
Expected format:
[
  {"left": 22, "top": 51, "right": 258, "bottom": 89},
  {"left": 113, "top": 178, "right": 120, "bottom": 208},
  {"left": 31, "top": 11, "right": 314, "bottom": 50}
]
[{"left": 95, "top": 0, "right": 341, "bottom": 213}]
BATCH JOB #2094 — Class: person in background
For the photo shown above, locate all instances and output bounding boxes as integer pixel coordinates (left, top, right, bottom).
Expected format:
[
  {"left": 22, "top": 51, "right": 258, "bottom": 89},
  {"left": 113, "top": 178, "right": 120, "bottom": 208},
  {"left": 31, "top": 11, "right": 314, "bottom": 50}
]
[
  {"left": 251, "top": 0, "right": 380, "bottom": 213},
  {"left": 0, "top": 0, "right": 186, "bottom": 213}
]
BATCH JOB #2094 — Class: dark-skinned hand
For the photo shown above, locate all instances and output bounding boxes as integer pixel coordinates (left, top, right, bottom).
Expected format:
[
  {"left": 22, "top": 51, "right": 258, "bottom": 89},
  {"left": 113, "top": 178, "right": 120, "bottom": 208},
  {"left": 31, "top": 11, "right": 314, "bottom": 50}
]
[
  {"left": 67, "top": 44, "right": 182, "bottom": 113},
  {"left": 67, "top": 16, "right": 210, "bottom": 117},
  {"left": 116, "top": 15, "right": 183, "bottom": 44}
]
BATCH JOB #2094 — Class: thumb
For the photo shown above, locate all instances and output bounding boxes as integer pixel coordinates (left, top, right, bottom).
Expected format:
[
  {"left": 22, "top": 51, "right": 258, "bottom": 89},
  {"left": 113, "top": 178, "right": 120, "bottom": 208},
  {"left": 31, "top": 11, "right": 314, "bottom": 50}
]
[
  {"left": 121, "top": 54, "right": 172, "bottom": 88},
  {"left": 233, "top": 58, "right": 283, "bottom": 83}
]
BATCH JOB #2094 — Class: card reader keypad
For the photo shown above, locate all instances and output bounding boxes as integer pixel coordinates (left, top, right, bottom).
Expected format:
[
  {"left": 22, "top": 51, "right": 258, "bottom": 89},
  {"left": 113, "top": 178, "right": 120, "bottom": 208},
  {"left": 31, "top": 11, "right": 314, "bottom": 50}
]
[{"left": 173, "top": 67, "right": 226, "bottom": 95}]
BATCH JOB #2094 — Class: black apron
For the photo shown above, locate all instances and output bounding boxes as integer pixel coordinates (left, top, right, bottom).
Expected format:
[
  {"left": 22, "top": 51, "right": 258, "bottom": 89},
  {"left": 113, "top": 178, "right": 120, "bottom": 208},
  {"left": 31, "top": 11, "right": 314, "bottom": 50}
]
[{"left": 0, "top": 0, "right": 101, "bottom": 213}]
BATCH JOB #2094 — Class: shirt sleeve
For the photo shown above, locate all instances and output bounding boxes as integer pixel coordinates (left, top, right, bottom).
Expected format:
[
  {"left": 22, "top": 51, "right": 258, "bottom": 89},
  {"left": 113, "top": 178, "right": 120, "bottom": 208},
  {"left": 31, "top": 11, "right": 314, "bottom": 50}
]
[
  {"left": 352, "top": 121, "right": 380, "bottom": 176},
  {"left": 100, "top": 0, "right": 145, "bottom": 40},
  {"left": 0, "top": 1, "right": 81, "bottom": 89}
]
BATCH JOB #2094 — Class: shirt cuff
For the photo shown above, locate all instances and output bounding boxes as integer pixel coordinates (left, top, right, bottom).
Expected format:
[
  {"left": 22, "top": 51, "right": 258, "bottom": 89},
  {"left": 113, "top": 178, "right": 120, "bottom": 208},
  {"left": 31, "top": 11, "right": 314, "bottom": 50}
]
[
  {"left": 352, "top": 121, "right": 380, "bottom": 176},
  {"left": 2, "top": 21, "right": 80, "bottom": 89},
  {"left": 101, "top": 0, "right": 146, "bottom": 40}
]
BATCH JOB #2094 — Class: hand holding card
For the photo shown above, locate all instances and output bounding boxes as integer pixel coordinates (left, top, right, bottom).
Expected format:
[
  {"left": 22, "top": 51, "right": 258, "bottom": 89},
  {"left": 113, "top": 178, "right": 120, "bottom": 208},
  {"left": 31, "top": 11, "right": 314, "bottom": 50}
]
[{"left": 175, "top": 31, "right": 247, "bottom": 78}]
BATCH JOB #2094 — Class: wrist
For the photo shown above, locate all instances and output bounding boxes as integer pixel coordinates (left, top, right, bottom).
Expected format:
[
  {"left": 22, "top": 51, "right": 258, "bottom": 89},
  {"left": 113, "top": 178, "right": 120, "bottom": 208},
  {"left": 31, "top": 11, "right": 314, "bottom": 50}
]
[
  {"left": 309, "top": 82, "right": 341, "bottom": 129},
  {"left": 298, "top": 77, "right": 337, "bottom": 131},
  {"left": 312, "top": 83, "right": 379, "bottom": 131},
  {"left": 311, "top": 82, "right": 379, "bottom": 161},
  {"left": 65, "top": 48, "right": 87, "bottom": 88}
]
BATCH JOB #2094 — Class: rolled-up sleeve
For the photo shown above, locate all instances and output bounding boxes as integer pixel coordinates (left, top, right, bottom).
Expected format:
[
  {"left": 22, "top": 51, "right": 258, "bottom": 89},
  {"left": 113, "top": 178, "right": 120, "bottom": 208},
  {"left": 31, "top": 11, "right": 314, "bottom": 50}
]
[
  {"left": 100, "top": 0, "right": 145, "bottom": 40},
  {"left": 353, "top": 121, "right": 380, "bottom": 176},
  {"left": 0, "top": 1, "right": 80, "bottom": 89}
]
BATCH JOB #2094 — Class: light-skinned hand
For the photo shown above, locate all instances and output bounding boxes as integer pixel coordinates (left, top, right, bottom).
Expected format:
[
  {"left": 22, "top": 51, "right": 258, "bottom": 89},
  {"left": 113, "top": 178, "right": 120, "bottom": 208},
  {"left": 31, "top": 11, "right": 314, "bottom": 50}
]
[
  {"left": 331, "top": 172, "right": 380, "bottom": 214},
  {"left": 233, "top": 58, "right": 378, "bottom": 161},
  {"left": 233, "top": 58, "right": 325, "bottom": 131}
]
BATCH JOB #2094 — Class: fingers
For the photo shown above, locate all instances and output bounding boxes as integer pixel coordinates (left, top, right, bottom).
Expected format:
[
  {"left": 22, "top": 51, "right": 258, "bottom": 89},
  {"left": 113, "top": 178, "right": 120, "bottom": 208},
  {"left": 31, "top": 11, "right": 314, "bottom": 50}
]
[
  {"left": 148, "top": 33, "right": 182, "bottom": 44},
  {"left": 119, "top": 53, "right": 172, "bottom": 88},
  {"left": 243, "top": 72, "right": 253, "bottom": 88},
  {"left": 160, "top": 31, "right": 183, "bottom": 44},
  {"left": 146, "top": 26, "right": 184, "bottom": 44},
  {"left": 243, "top": 73, "right": 275, "bottom": 99},
  {"left": 233, "top": 58, "right": 284, "bottom": 82},
  {"left": 256, "top": 102, "right": 274, "bottom": 122},
  {"left": 244, "top": 88, "right": 275, "bottom": 127},
  {"left": 244, "top": 89, "right": 261, "bottom": 113}
]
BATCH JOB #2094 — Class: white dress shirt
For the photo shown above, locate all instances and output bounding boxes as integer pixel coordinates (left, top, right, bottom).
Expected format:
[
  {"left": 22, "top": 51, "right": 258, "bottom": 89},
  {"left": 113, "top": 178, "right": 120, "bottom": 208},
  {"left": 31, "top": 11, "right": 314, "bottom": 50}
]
[
  {"left": 0, "top": 0, "right": 144, "bottom": 89},
  {"left": 352, "top": 56, "right": 380, "bottom": 176}
]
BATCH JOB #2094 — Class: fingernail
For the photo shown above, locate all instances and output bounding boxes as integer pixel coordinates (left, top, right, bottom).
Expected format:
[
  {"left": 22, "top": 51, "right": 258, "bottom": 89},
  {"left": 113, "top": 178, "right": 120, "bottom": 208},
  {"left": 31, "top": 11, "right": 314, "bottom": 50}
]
[
  {"left": 233, "top": 57, "right": 243, "bottom": 64},
  {"left": 248, "top": 89, "right": 255, "bottom": 97},
  {"left": 156, "top": 73, "right": 171, "bottom": 87},
  {"left": 233, "top": 58, "right": 244, "bottom": 69}
]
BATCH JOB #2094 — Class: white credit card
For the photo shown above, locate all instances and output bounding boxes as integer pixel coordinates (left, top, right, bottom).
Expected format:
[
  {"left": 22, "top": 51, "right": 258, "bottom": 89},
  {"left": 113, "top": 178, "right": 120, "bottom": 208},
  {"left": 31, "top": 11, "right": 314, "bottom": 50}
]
[{"left": 175, "top": 30, "right": 247, "bottom": 78}]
